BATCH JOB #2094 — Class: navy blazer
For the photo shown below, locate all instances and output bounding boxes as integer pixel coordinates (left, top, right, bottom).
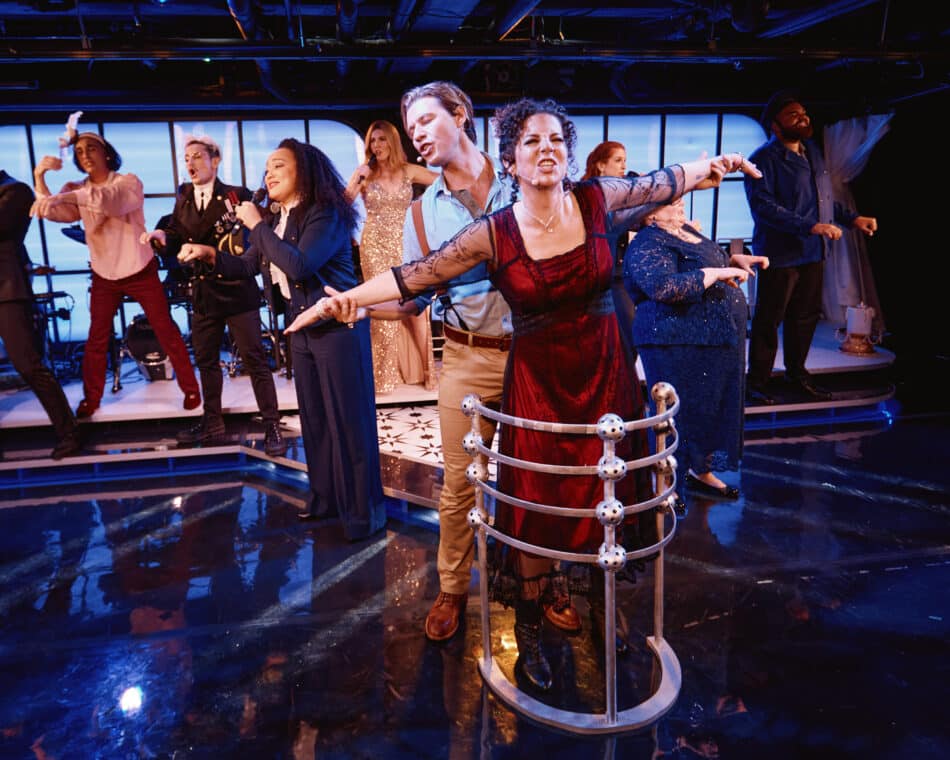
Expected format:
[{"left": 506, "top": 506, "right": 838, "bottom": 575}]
[
  {"left": 214, "top": 202, "right": 358, "bottom": 330},
  {"left": 623, "top": 224, "right": 747, "bottom": 348},
  {"left": 743, "top": 136, "right": 857, "bottom": 269}
]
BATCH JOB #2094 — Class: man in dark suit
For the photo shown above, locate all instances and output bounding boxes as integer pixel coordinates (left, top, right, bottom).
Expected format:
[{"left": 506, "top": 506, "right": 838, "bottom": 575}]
[
  {"left": 0, "top": 169, "right": 81, "bottom": 459},
  {"left": 142, "top": 136, "right": 285, "bottom": 456}
]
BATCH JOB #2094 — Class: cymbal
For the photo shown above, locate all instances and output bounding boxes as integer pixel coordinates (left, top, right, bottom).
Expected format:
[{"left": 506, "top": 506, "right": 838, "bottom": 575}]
[{"left": 62, "top": 225, "right": 86, "bottom": 244}]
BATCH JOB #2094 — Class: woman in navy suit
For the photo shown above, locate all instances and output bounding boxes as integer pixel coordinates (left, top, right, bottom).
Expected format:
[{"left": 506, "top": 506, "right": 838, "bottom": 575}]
[
  {"left": 180, "top": 138, "right": 385, "bottom": 540},
  {"left": 623, "top": 197, "right": 768, "bottom": 501}
]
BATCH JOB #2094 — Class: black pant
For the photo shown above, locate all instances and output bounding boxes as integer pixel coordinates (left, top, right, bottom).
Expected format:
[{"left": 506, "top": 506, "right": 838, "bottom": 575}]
[
  {"left": 0, "top": 300, "right": 77, "bottom": 438},
  {"left": 191, "top": 308, "right": 279, "bottom": 424},
  {"left": 748, "top": 260, "right": 823, "bottom": 387}
]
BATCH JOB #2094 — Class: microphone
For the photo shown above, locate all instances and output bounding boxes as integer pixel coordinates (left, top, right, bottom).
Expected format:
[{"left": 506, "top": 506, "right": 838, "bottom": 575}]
[
  {"left": 251, "top": 188, "right": 267, "bottom": 205},
  {"left": 357, "top": 154, "right": 378, "bottom": 184}
]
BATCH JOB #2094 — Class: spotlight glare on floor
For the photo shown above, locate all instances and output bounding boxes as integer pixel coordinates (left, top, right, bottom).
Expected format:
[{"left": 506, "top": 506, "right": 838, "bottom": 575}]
[{"left": 119, "top": 686, "right": 143, "bottom": 714}]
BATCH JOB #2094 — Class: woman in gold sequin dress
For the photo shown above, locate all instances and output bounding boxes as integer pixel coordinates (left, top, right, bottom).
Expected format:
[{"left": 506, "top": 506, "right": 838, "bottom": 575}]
[{"left": 345, "top": 121, "right": 439, "bottom": 393}]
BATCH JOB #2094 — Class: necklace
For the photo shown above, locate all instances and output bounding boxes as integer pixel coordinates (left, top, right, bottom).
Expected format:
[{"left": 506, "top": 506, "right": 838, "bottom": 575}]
[{"left": 520, "top": 196, "right": 563, "bottom": 233}]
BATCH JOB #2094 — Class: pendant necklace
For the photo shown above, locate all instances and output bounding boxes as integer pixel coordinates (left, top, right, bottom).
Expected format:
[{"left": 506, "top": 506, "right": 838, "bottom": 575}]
[{"left": 520, "top": 197, "right": 562, "bottom": 233}]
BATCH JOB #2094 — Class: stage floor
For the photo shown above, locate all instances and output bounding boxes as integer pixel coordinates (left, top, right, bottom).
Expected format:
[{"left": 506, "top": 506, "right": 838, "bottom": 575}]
[
  {"left": 0, "top": 320, "right": 894, "bottom": 431},
  {"left": 0, "top": 378, "right": 946, "bottom": 758}
]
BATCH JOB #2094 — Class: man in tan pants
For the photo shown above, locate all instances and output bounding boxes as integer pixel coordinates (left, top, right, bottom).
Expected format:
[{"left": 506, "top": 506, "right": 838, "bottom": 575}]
[{"left": 399, "top": 82, "right": 579, "bottom": 641}]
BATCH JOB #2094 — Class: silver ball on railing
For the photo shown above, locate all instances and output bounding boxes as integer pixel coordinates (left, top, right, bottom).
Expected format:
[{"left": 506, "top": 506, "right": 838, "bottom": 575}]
[
  {"left": 596, "top": 497, "right": 625, "bottom": 526},
  {"left": 651, "top": 381, "right": 677, "bottom": 405},
  {"left": 466, "top": 461, "right": 488, "bottom": 484},
  {"left": 461, "top": 393, "right": 480, "bottom": 417},
  {"left": 597, "top": 543, "right": 628, "bottom": 572},
  {"left": 655, "top": 454, "right": 678, "bottom": 476},
  {"left": 467, "top": 507, "right": 487, "bottom": 527},
  {"left": 596, "top": 413, "right": 626, "bottom": 442},
  {"left": 597, "top": 454, "right": 628, "bottom": 481},
  {"left": 462, "top": 430, "right": 483, "bottom": 455}
]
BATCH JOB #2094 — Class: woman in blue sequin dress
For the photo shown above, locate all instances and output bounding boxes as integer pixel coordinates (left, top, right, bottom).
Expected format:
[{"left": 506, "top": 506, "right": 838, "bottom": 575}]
[{"left": 623, "top": 197, "right": 768, "bottom": 499}]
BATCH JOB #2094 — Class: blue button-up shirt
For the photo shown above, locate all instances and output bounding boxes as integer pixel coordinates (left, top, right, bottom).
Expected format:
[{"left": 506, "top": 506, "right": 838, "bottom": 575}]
[
  {"left": 744, "top": 136, "right": 856, "bottom": 268},
  {"left": 401, "top": 155, "right": 513, "bottom": 336}
]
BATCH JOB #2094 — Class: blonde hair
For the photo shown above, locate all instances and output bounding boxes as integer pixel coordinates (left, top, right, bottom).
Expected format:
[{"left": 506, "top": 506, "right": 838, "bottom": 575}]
[{"left": 363, "top": 120, "right": 408, "bottom": 174}]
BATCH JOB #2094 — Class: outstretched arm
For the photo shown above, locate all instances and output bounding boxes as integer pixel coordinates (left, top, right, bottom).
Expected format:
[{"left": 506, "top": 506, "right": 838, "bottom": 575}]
[
  {"left": 599, "top": 153, "right": 760, "bottom": 216},
  {"left": 286, "top": 214, "right": 495, "bottom": 332}
]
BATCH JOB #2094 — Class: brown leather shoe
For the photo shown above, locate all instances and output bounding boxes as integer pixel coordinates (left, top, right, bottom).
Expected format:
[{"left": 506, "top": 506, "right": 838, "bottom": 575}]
[
  {"left": 424, "top": 591, "right": 467, "bottom": 641},
  {"left": 541, "top": 573, "right": 582, "bottom": 633},
  {"left": 542, "top": 599, "right": 582, "bottom": 633}
]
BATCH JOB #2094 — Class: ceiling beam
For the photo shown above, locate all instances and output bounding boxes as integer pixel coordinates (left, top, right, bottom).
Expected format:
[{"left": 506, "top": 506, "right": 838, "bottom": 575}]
[
  {"left": 495, "top": 0, "right": 541, "bottom": 42},
  {"left": 2, "top": 42, "right": 940, "bottom": 64},
  {"left": 757, "top": 0, "right": 881, "bottom": 39}
]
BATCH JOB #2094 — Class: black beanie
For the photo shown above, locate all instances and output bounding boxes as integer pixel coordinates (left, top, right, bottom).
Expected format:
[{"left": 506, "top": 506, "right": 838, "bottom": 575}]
[{"left": 761, "top": 89, "right": 802, "bottom": 130}]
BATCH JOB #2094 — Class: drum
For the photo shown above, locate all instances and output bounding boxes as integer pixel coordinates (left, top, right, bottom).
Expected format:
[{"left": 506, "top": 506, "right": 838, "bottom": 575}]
[{"left": 125, "top": 314, "right": 174, "bottom": 382}]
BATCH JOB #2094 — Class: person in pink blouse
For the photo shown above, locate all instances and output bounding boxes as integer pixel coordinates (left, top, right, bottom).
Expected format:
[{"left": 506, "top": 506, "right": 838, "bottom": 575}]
[{"left": 31, "top": 131, "right": 200, "bottom": 418}]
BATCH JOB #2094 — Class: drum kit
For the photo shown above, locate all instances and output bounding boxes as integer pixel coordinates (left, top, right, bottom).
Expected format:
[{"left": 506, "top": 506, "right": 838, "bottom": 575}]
[{"left": 54, "top": 223, "right": 292, "bottom": 387}]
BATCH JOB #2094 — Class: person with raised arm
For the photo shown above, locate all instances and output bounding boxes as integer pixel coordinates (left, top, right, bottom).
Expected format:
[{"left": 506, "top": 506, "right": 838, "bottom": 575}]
[
  {"left": 31, "top": 125, "right": 199, "bottom": 419},
  {"left": 285, "top": 97, "right": 760, "bottom": 690}
]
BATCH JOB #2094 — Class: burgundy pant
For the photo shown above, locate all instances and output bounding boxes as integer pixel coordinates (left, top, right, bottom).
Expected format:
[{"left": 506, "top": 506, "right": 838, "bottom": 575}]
[{"left": 83, "top": 258, "right": 198, "bottom": 404}]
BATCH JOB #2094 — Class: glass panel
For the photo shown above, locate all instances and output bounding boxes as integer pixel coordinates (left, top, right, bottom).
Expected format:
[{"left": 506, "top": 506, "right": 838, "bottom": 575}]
[
  {"left": 31, "top": 123, "right": 79, "bottom": 190},
  {"left": 486, "top": 115, "right": 499, "bottom": 160},
  {"left": 716, "top": 180, "right": 755, "bottom": 241},
  {"left": 30, "top": 123, "right": 72, "bottom": 168},
  {"left": 24, "top": 217, "right": 45, "bottom": 271},
  {"left": 606, "top": 115, "right": 662, "bottom": 175},
  {"left": 243, "top": 120, "right": 306, "bottom": 191},
  {"left": 144, "top": 196, "right": 175, "bottom": 236},
  {"left": 478, "top": 115, "right": 491, "bottom": 153},
  {"left": 682, "top": 191, "right": 714, "bottom": 238},
  {"left": 167, "top": 300, "right": 192, "bottom": 340},
  {"left": 173, "top": 121, "right": 241, "bottom": 188},
  {"left": 0, "top": 125, "right": 32, "bottom": 182},
  {"left": 43, "top": 218, "right": 90, "bottom": 273},
  {"left": 47, "top": 273, "right": 92, "bottom": 342},
  {"left": 571, "top": 115, "right": 604, "bottom": 181},
  {"left": 664, "top": 114, "right": 719, "bottom": 166},
  {"left": 101, "top": 123, "right": 175, "bottom": 195},
  {"left": 308, "top": 119, "right": 364, "bottom": 186},
  {"left": 722, "top": 113, "right": 768, "bottom": 157}
]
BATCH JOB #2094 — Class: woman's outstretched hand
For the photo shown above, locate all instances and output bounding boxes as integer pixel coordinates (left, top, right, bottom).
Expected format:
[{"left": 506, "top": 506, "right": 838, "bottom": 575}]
[
  {"left": 284, "top": 287, "right": 370, "bottom": 333},
  {"left": 730, "top": 253, "right": 769, "bottom": 275},
  {"left": 696, "top": 152, "right": 762, "bottom": 190}
]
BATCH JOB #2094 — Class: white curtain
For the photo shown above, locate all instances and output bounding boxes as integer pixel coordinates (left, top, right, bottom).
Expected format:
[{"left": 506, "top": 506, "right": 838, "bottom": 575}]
[{"left": 822, "top": 113, "right": 893, "bottom": 335}]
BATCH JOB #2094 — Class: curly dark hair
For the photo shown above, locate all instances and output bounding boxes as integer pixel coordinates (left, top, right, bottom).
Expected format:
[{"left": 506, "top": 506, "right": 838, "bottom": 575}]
[
  {"left": 267, "top": 138, "right": 357, "bottom": 234},
  {"left": 71, "top": 133, "right": 122, "bottom": 173},
  {"left": 491, "top": 98, "right": 577, "bottom": 195}
]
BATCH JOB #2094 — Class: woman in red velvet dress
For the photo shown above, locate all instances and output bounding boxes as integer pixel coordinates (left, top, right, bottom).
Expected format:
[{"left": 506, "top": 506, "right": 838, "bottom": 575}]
[{"left": 288, "top": 98, "right": 760, "bottom": 689}]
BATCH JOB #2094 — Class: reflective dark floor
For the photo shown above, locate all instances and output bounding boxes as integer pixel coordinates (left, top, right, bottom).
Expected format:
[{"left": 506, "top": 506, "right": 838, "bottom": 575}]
[{"left": 1, "top": 386, "right": 949, "bottom": 758}]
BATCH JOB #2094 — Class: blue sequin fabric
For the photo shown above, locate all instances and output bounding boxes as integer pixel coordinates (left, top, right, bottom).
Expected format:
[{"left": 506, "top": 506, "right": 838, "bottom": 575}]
[{"left": 623, "top": 224, "right": 748, "bottom": 475}]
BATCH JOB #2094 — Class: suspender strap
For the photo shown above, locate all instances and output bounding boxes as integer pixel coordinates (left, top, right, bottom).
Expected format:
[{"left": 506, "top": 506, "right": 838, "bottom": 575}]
[{"left": 411, "top": 199, "right": 429, "bottom": 255}]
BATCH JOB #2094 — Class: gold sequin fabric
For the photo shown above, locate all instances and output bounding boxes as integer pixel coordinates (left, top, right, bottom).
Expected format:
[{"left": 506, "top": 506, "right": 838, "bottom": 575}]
[{"left": 360, "top": 173, "right": 435, "bottom": 392}]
